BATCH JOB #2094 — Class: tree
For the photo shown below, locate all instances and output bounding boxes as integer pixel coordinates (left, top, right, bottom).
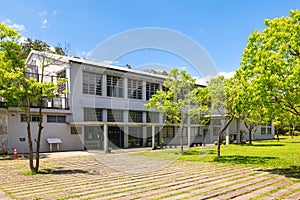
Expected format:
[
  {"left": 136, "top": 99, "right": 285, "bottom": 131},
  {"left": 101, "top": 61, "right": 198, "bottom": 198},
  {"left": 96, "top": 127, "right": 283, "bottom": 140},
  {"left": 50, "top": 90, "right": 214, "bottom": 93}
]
[
  {"left": 208, "top": 76, "right": 238, "bottom": 156},
  {"left": 0, "top": 23, "right": 66, "bottom": 172},
  {"left": 236, "top": 10, "right": 300, "bottom": 124},
  {"left": 20, "top": 38, "right": 67, "bottom": 59},
  {"left": 233, "top": 77, "right": 271, "bottom": 145},
  {"left": 145, "top": 68, "right": 195, "bottom": 152}
]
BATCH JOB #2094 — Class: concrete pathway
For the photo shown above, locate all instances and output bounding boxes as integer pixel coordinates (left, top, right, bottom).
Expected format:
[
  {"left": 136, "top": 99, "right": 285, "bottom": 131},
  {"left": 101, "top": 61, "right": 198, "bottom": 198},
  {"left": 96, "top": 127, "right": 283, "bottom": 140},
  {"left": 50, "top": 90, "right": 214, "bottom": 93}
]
[{"left": 0, "top": 150, "right": 299, "bottom": 200}]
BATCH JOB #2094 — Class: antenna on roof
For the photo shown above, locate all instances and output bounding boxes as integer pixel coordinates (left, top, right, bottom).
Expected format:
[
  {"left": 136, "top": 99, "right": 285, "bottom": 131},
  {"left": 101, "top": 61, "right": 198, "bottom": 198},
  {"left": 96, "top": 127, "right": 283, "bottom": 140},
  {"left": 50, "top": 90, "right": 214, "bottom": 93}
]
[{"left": 126, "top": 64, "right": 131, "bottom": 69}]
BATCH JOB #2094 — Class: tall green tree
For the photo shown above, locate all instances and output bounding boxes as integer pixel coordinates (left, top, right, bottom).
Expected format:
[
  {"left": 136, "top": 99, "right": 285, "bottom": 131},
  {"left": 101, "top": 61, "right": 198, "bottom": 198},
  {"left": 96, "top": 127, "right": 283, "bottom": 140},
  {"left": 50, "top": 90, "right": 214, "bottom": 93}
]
[
  {"left": 233, "top": 78, "right": 271, "bottom": 145},
  {"left": 208, "top": 76, "right": 238, "bottom": 156},
  {"left": 0, "top": 23, "right": 65, "bottom": 172},
  {"left": 145, "top": 68, "right": 195, "bottom": 152},
  {"left": 236, "top": 10, "right": 300, "bottom": 125}
]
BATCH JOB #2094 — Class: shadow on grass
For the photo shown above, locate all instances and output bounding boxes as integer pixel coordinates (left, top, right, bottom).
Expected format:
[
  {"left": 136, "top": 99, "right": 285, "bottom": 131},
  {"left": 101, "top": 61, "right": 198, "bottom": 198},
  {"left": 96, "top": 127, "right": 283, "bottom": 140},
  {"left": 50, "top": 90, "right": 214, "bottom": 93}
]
[
  {"left": 213, "top": 155, "right": 277, "bottom": 165},
  {"left": 182, "top": 148, "right": 216, "bottom": 155},
  {"left": 258, "top": 166, "right": 300, "bottom": 179},
  {"left": 23, "top": 168, "right": 89, "bottom": 176},
  {"left": 52, "top": 169, "right": 89, "bottom": 174},
  {"left": 252, "top": 144, "right": 285, "bottom": 147}
]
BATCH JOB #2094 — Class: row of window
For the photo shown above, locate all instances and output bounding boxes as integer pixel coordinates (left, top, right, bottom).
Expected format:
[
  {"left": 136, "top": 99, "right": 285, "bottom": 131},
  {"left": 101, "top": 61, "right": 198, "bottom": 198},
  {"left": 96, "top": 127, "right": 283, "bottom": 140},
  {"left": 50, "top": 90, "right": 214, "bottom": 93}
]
[
  {"left": 20, "top": 114, "right": 66, "bottom": 123},
  {"left": 83, "top": 108, "right": 160, "bottom": 123},
  {"left": 82, "top": 72, "right": 162, "bottom": 100}
]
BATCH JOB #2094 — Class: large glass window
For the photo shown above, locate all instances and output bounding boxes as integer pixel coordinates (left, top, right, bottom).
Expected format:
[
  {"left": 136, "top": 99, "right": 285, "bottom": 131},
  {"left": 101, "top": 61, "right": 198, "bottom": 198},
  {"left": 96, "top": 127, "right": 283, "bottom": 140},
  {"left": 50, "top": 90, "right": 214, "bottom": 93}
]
[
  {"left": 128, "top": 111, "right": 143, "bottom": 123},
  {"left": 71, "top": 127, "right": 82, "bottom": 135},
  {"left": 261, "top": 126, "right": 272, "bottom": 135},
  {"left": 146, "top": 82, "right": 159, "bottom": 100},
  {"left": 83, "top": 72, "right": 102, "bottom": 95},
  {"left": 107, "top": 109, "right": 123, "bottom": 122},
  {"left": 21, "top": 114, "right": 40, "bottom": 122},
  {"left": 57, "top": 70, "right": 66, "bottom": 95},
  {"left": 107, "top": 75, "right": 123, "bottom": 98},
  {"left": 84, "top": 108, "right": 102, "bottom": 121},
  {"left": 213, "top": 127, "right": 221, "bottom": 136},
  {"left": 25, "top": 64, "right": 38, "bottom": 80},
  {"left": 128, "top": 79, "right": 142, "bottom": 99},
  {"left": 162, "top": 126, "right": 175, "bottom": 138},
  {"left": 47, "top": 115, "right": 66, "bottom": 123},
  {"left": 146, "top": 112, "right": 159, "bottom": 123}
]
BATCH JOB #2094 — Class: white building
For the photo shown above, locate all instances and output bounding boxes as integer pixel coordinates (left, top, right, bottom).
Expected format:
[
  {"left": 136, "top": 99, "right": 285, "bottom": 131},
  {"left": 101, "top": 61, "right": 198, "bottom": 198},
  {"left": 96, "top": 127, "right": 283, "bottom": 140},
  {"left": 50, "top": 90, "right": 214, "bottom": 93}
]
[{"left": 0, "top": 51, "right": 274, "bottom": 154}]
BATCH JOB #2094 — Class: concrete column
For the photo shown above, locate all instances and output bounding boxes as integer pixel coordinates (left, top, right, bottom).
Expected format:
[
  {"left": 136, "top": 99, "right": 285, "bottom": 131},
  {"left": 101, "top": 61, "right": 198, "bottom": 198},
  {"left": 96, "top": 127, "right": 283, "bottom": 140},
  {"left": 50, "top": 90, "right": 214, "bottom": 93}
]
[
  {"left": 102, "top": 74, "right": 107, "bottom": 97},
  {"left": 271, "top": 120, "right": 275, "bottom": 135},
  {"left": 142, "top": 126, "right": 147, "bottom": 147},
  {"left": 102, "top": 109, "right": 107, "bottom": 122},
  {"left": 187, "top": 117, "right": 191, "bottom": 147},
  {"left": 237, "top": 118, "right": 241, "bottom": 144},
  {"left": 124, "top": 77, "right": 128, "bottom": 99},
  {"left": 142, "top": 81, "right": 146, "bottom": 101},
  {"left": 123, "top": 110, "right": 128, "bottom": 123},
  {"left": 226, "top": 126, "right": 230, "bottom": 145},
  {"left": 159, "top": 113, "right": 164, "bottom": 123},
  {"left": 152, "top": 125, "right": 155, "bottom": 149},
  {"left": 103, "top": 124, "right": 108, "bottom": 153},
  {"left": 123, "top": 126, "right": 129, "bottom": 148}
]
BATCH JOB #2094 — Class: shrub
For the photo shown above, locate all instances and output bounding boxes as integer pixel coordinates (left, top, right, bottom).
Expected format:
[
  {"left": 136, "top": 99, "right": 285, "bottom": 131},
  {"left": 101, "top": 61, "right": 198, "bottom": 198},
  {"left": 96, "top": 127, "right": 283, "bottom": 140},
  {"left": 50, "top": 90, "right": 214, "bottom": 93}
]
[{"left": 241, "top": 140, "right": 247, "bottom": 144}]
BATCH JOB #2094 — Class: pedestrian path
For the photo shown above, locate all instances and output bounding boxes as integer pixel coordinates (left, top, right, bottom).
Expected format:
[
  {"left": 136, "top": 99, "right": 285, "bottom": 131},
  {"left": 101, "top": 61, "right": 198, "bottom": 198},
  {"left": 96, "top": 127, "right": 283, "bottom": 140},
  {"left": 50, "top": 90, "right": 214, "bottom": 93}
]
[{"left": 0, "top": 151, "right": 299, "bottom": 199}]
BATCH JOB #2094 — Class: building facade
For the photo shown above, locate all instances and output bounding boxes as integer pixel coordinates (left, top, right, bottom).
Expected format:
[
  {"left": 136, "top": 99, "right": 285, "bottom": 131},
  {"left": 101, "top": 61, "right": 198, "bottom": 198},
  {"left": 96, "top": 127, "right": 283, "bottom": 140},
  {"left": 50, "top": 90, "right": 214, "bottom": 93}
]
[{"left": 0, "top": 51, "right": 274, "bottom": 153}]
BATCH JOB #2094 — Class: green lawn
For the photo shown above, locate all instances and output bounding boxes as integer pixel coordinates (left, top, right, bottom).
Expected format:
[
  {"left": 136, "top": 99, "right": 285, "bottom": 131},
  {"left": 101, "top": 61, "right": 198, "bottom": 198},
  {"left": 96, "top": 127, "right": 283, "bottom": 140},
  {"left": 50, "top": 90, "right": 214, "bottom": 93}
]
[{"left": 134, "top": 136, "right": 300, "bottom": 178}]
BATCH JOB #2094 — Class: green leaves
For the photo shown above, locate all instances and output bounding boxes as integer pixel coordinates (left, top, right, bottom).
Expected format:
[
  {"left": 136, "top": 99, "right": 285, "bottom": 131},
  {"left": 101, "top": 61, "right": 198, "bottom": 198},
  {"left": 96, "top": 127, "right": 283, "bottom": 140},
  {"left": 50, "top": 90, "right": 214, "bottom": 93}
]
[
  {"left": 145, "top": 68, "right": 196, "bottom": 125},
  {"left": 235, "top": 9, "right": 300, "bottom": 127}
]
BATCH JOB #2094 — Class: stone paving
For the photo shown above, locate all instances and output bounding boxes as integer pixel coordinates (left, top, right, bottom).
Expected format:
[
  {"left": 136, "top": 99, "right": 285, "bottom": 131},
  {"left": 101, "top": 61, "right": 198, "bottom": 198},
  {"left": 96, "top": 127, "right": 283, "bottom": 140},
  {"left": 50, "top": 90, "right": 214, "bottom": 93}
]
[{"left": 0, "top": 150, "right": 299, "bottom": 200}]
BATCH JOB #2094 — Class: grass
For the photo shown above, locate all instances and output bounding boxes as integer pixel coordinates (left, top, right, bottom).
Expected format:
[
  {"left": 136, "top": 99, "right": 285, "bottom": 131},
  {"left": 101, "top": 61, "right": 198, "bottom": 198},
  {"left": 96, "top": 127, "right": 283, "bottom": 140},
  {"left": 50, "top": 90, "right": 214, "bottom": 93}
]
[{"left": 134, "top": 136, "right": 300, "bottom": 178}]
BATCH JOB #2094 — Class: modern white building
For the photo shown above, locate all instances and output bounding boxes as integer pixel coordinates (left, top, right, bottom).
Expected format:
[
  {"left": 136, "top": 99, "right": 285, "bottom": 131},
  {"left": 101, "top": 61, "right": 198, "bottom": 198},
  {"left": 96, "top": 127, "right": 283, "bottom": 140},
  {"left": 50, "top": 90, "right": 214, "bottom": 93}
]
[{"left": 0, "top": 51, "right": 274, "bottom": 154}]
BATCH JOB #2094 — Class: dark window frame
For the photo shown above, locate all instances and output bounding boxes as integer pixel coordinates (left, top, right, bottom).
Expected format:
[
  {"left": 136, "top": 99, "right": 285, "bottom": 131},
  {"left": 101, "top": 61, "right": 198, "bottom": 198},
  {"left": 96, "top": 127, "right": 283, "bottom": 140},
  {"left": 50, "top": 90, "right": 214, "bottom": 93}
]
[{"left": 47, "top": 115, "right": 66, "bottom": 123}]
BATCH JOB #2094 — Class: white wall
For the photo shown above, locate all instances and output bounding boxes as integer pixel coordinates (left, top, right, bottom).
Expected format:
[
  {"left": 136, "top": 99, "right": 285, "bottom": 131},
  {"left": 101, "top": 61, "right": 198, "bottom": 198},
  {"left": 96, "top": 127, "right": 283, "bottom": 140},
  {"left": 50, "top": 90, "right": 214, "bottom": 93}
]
[{"left": 7, "top": 112, "right": 84, "bottom": 153}]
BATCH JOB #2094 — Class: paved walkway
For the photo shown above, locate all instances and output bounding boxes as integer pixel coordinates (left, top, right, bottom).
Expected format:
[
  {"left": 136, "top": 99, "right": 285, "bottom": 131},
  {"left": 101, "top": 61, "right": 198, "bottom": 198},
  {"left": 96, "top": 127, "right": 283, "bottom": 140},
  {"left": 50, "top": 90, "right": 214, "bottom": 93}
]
[{"left": 0, "top": 150, "right": 299, "bottom": 200}]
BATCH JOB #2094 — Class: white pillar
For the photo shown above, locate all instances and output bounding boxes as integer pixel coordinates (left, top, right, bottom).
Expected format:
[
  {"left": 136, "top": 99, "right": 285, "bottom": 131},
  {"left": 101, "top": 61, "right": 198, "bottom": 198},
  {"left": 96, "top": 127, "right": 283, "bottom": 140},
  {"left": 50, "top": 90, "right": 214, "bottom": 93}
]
[
  {"left": 124, "top": 126, "right": 129, "bottom": 148},
  {"left": 102, "top": 109, "right": 107, "bottom": 122},
  {"left": 152, "top": 125, "right": 155, "bottom": 149},
  {"left": 226, "top": 126, "right": 230, "bottom": 145},
  {"left": 143, "top": 126, "right": 147, "bottom": 147},
  {"left": 237, "top": 118, "right": 241, "bottom": 144},
  {"left": 124, "top": 77, "right": 128, "bottom": 99},
  {"left": 102, "top": 74, "right": 107, "bottom": 97},
  {"left": 142, "top": 81, "right": 146, "bottom": 101},
  {"left": 104, "top": 124, "right": 108, "bottom": 153}
]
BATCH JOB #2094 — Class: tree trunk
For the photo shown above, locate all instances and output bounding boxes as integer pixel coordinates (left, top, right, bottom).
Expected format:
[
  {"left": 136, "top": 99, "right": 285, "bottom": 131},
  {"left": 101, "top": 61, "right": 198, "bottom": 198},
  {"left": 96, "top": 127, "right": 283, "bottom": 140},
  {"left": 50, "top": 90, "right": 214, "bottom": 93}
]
[
  {"left": 217, "top": 117, "right": 233, "bottom": 157},
  {"left": 276, "top": 127, "right": 279, "bottom": 141},
  {"left": 35, "top": 97, "right": 44, "bottom": 172},
  {"left": 249, "top": 128, "right": 253, "bottom": 145},
  {"left": 26, "top": 98, "right": 35, "bottom": 172},
  {"left": 217, "top": 132, "right": 221, "bottom": 156}
]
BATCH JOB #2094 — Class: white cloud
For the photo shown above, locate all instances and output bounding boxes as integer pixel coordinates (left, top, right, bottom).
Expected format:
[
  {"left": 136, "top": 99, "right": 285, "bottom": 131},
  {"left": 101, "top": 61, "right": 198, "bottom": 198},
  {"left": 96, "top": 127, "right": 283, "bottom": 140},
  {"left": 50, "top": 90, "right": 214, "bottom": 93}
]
[
  {"left": 52, "top": 10, "right": 58, "bottom": 15},
  {"left": 41, "top": 19, "right": 48, "bottom": 29},
  {"left": 18, "top": 36, "right": 27, "bottom": 43},
  {"left": 195, "top": 71, "right": 236, "bottom": 86},
  {"left": 218, "top": 71, "right": 235, "bottom": 78},
  {"left": 39, "top": 11, "right": 47, "bottom": 17},
  {"left": 1, "top": 19, "right": 26, "bottom": 31},
  {"left": 10, "top": 23, "right": 26, "bottom": 31}
]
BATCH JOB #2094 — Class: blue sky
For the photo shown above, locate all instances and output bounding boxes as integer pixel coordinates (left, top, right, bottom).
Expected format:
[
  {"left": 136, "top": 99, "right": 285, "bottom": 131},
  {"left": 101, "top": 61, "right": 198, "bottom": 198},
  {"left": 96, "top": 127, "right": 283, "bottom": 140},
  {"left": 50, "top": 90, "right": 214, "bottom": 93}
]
[{"left": 0, "top": 0, "right": 299, "bottom": 79}]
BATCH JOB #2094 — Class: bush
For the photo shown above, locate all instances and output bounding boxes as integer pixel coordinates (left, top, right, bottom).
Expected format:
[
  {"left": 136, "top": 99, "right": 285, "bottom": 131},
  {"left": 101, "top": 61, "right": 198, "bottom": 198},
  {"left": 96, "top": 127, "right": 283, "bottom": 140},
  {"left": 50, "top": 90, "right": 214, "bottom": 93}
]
[
  {"left": 241, "top": 140, "right": 247, "bottom": 144},
  {"left": 294, "top": 131, "right": 300, "bottom": 136},
  {"left": 284, "top": 131, "right": 300, "bottom": 136}
]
